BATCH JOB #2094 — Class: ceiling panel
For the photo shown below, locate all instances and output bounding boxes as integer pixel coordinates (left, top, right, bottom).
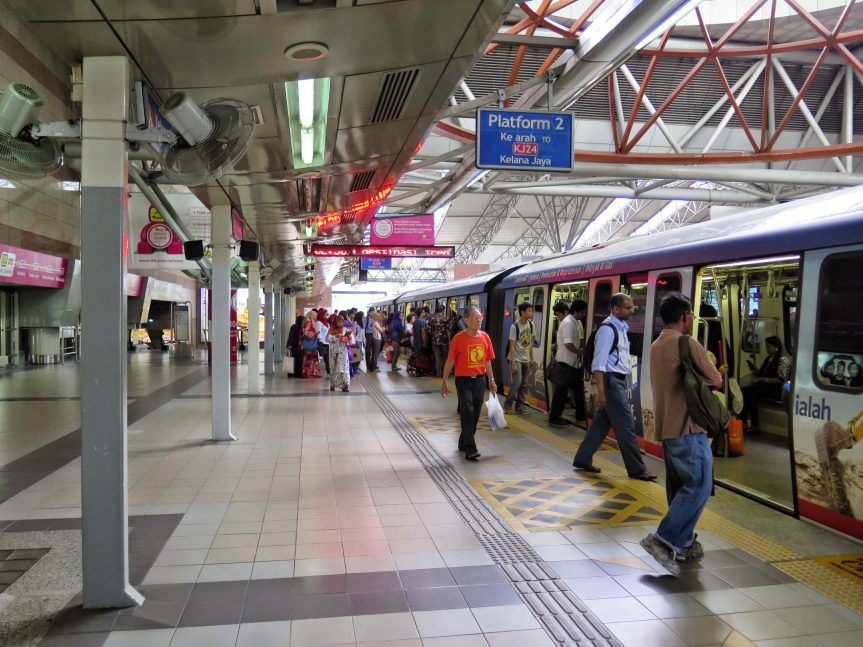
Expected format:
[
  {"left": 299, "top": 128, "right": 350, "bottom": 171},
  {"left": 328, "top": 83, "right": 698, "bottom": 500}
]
[{"left": 6, "top": 0, "right": 257, "bottom": 21}]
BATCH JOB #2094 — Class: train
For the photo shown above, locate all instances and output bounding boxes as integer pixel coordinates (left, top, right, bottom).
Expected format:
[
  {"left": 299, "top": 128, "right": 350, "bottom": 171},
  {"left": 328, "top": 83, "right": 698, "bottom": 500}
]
[{"left": 371, "top": 185, "right": 863, "bottom": 541}]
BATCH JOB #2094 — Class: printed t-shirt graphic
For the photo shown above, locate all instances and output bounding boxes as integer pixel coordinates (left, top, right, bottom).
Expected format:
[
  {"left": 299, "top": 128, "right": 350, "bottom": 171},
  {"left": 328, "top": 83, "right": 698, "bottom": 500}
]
[{"left": 449, "top": 330, "right": 495, "bottom": 377}]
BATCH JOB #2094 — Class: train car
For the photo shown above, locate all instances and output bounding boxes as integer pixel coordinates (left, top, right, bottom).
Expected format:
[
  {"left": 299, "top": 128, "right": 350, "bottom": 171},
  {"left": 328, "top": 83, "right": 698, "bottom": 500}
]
[{"left": 496, "top": 186, "right": 863, "bottom": 540}]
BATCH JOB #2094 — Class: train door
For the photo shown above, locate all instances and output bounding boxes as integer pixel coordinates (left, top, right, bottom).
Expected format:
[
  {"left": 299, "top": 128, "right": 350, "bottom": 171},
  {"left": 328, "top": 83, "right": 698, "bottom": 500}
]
[
  {"left": 502, "top": 288, "right": 532, "bottom": 390},
  {"left": 696, "top": 255, "right": 801, "bottom": 510},
  {"left": 547, "top": 281, "right": 589, "bottom": 418},
  {"left": 639, "top": 269, "right": 692, "bottom": 443},
  {"left": 793, "top": 246, "right": 863, "bottom": 539},
  {"left": 586, "top": 277, "right": 620, "bottom": 336},
  {"left": 526, "top": 284, "right": 548, "bottom": 409}
]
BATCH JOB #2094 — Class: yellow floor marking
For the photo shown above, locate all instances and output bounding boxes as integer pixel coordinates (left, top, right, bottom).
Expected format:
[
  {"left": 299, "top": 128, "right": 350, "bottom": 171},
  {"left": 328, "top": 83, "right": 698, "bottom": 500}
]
[
  {"left": 721, "top": 630, "right": 758, "bottom": 647},
  {"left": 813, "top": 553, "right": 863, "bottom": 584},
  {"left": 410, "top": 395, "right": 862, "bottom": 613}
]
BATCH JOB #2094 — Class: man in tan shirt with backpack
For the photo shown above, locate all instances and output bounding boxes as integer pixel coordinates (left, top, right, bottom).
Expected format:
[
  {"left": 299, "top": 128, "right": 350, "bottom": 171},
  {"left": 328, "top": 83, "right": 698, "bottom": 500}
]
[{"left": 640, "top": 293, "right": 724, "bottom": 576}]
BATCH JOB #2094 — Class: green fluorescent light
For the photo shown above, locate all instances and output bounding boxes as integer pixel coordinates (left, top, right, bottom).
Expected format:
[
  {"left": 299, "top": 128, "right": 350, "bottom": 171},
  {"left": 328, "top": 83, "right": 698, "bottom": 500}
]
[{"left": 285, "top": 77, "right": 330, "bottom": 168}]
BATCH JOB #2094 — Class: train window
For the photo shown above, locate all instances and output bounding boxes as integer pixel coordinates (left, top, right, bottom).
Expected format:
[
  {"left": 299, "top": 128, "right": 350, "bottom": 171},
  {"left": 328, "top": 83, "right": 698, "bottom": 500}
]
[
  {"left": 651, "top": 273, "right": 682, "bottom": 337},
  {"left": 468, "top": 294, "right": 480, "bottom": 309},
  {"left": 815, "top": 251, "right": 863, "bottom": 391},
  {"left": 593, "top": 281, "right": 612, "bottom": 329},
  {"left": 447, "top": 296, "right": 458, "bottom": 317},
  {"left": 622, "top": 275, "right": 648, "bottom": 358}
]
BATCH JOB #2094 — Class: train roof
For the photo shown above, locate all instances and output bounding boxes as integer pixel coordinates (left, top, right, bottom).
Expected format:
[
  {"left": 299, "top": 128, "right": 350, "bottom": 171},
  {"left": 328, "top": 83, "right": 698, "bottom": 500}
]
[
  {"left": 502, "top": 185, "right": 863, "bottom": 289},
  {"left": 395, "top": 266, "right": 521, "bottom": 304}
]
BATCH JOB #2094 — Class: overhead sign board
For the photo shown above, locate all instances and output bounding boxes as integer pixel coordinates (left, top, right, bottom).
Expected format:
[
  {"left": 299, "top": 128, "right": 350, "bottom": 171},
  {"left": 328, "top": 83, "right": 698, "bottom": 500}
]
[
  {"left": 361, "top": 258, "right": 393, "bottom": 270},
  {"left": 476, "top": 108, "right": 574, "bottom": 172},
  {"left": 311, "top": 245, "right": 455, "bottom": 259},
  {"left": 371, "top": 214, "right": 435, "bottom": 245}
]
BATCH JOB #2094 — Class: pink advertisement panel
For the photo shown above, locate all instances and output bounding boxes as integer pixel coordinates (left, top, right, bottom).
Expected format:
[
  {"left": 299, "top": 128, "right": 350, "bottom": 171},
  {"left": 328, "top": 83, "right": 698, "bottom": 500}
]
[
  {"left": 370, "top": 214, "right": 435, "bottom": 245},
  {"left": 0, "top": 244, "right": 68, "bottom": 288},
  {"left": 126, "top": 273, "right": 145, "bottom": 297}
]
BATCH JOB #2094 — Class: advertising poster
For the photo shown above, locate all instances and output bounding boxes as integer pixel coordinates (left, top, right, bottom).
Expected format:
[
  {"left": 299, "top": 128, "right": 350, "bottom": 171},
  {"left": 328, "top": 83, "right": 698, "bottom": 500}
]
[
  {"left": 128, "top": 194, "right": 212, "bottom": 270},
  {"left": 370, "top": 214, "right": 434, "bottom": 245},
  {"left": 0, "top": 244, "right": 68, "bottom": 288}
]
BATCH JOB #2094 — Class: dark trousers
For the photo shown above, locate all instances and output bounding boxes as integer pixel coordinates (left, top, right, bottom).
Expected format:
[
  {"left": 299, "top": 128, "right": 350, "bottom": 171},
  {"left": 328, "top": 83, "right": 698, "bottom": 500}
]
[
  {"left": 292, "top": 348, "right": 303, "bottom": 378},
  {"left": 318, "top": 342, "right": 330, "bottom": 374},
  {"left": 741, "top": 383, "right": 781, "bottom": 427},
  {"left": 574, "top": 372, "right": 646, "bottom": 475},
  {"left": 455, "top": 375, "right": 487, "bottom": 454},
  {"left": 365, "top": 333, "right": 373, "bottom": 367},
  {"left": 369, "top": 338, "right": 382, "bottom": 371},
  {"left": 549, "top": 363, "right": 586, "bottom": 420}
]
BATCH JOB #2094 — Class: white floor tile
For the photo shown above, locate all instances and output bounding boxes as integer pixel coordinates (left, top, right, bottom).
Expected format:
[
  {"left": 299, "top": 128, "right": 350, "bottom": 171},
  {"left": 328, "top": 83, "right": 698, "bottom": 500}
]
[
  {"left": 290, "top": 616, "right": 354, "bottom": 647},
  {"left": 471, "top": 604, "right": 541, "bottom": 632},
  {"left": 103, "top": 628, "right": 175, "bottom": 647},
  {"left": 353, "top": 611, "right": 419, "bottom": 642},
  {"left": 484, "top": 629, "right": 556, "bottom": 647},
  {"left": 170, "top": 625, "right": 239, "bottom": 647},
  {"left": 413, "top": 608, "right": 482, "bottom": 638},
  {"left": 608, "top": 619, "right": 687, "bottom": 647},
  {"left": 236, "top": 620, "right": 291, "bottom": 647},
  {"left": 197, "top": 562, "right": 253, "bottom": 582},
  {"left": 141, "top": 565, "right": 202, "bottom": 585}
]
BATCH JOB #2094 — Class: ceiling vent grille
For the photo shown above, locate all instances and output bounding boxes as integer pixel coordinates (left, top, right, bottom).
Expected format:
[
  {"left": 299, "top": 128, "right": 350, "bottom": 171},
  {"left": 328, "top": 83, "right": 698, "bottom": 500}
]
[
  {"left": 349, "top": 170, "right": 376, "bottom": 193},
  {"left": 370, "top": 67, "right": 421, "bottom": 124}
]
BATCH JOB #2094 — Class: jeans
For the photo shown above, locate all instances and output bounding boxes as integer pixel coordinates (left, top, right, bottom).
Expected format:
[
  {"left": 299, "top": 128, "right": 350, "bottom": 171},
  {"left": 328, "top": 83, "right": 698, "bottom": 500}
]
[
  {"left": 574, "top": 372, "right": 646, "bottom": 475},
  {"left": 433, "top": 345, "right": 448, "bottom": 378},
  {"left": 365, "top": 333, "right": 374, "bottom": 367},
  {"left": 655, "top": 433, "right": 713, "bottom": 553},
  {"left": 455, "top": 375, "right": 487, "bottom": 454},
  {"left": 505, "top": 361, "right": 530, "bottom": 408}
]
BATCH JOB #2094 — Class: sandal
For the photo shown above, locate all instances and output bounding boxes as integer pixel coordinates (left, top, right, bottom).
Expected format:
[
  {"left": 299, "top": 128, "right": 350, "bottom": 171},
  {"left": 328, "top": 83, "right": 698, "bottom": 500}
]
[{"left": 465, "top": 452, "right": 481, "bottom": 461}]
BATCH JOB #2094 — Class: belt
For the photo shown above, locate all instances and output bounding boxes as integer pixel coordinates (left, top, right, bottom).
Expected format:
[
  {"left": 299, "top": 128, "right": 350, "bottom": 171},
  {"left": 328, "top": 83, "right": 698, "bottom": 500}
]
[
  {"left": 608, "top": 372, "right": 628, "bottom": 380},
  {"left": 456, "top": 374, "right": 487, "bottom": 379}
]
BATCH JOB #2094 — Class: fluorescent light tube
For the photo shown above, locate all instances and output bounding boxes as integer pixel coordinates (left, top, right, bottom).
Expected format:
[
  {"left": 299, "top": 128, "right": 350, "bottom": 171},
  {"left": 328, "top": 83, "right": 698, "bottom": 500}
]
[
  {"left": 301, "top": 129, "right": 314, "bottom": 164},
  {"left": 298, "top": 78, "right": 315, "bottom": 129}
]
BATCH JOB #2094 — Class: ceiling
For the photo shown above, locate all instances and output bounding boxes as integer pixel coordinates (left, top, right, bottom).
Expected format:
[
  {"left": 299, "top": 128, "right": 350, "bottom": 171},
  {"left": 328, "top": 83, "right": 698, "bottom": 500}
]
[{"left": 4, "top": 0, "right": 516, "bottom": 286}]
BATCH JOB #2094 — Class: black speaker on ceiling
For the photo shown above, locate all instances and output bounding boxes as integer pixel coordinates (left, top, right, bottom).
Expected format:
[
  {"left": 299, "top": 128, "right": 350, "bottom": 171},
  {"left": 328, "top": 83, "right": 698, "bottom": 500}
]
[
  {"left": 238, "top": 239, "right": 259, "bottom": 262},
  {"left": 183, "top": 240, "right": 205, "bottom": 261}
]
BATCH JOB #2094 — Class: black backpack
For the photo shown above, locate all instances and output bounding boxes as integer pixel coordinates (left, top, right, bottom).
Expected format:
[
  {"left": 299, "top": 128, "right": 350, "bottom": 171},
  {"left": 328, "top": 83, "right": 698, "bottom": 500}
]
[
  {"left": 582, "top": 321, "right": 617, "bottom": 376},
  {"left": 678, "top": 334, "right": 729, "bottom": 438}
]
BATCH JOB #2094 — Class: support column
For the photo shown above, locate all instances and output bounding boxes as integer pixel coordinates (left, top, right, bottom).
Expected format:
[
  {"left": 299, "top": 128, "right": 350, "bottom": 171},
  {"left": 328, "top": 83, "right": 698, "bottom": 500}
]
[
  {"left": 273, "top": 290, "right": 283, "bottom": 372},
  {"left": 80, "top": 56, "right": 143, "bottom": 609},
  {"left": 211, "top": 205, "right": 235, "bottom": 441},
  {"left": 263, "top": 279, "right": 274, "bottom": 375},
  {"left": 247, "top": 261, "right": 261, "bottom": 395}
]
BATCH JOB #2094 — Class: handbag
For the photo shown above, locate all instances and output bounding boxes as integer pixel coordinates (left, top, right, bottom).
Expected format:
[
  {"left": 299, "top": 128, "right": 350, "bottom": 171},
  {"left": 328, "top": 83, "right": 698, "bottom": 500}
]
[
  {"left": 303, "top": 337, "right": 318, "bottom": 352},
  {"left": 282, "top": 355, "right": 295, "bottom": 374},
  {"left": 546, "top": 359, "right": 572, "bottom": 386}
]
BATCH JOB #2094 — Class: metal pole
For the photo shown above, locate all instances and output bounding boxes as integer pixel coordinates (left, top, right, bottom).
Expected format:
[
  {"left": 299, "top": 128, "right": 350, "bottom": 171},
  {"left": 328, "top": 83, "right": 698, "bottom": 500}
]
[
  {"left": 844, "top": 62, "right": 853, "bottom": 173},
  {"left": 273, "top": 290, "right": 283, "bottom": 374},
  {"left": 80, "top": 55, "right": 143, "bottom": 609},
  {"left": 210, "top": 205, "right": 235, "bottom": 442},
  {"left": 490, "top": 185, "right": 767, "bottom": 203},
  {"left": 247, "top": 261, "right": 261, "bottom": 394},
  {"left": 263, "top": 278, "right": 274, "bottom": 375}
]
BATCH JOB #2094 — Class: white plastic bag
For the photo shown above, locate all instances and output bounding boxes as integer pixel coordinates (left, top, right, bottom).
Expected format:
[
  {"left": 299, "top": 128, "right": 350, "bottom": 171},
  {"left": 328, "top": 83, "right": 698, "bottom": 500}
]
[{"left": 486, "top": 392, "right": 508, "bottom": 431}]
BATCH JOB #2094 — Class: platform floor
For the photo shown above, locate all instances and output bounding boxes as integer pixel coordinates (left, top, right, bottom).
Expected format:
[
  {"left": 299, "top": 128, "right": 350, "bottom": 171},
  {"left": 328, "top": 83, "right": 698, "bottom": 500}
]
[{"left": 0, "top": 351, "right": 862, "bottom": 647}]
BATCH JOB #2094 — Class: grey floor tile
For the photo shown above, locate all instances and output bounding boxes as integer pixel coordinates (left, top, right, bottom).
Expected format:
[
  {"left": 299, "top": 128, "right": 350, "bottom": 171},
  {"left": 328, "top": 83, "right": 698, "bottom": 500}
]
[
  {"left": 37, "top": 632, "right": 111, "bottom": 647},
  {"left": 113, "top": 602, "right": 185, "bottom": 631},
  {"left": 638, "top": 593, "right": 713, "bottom": 619},
  {"left": 347, "top": 569, "right": 402, "bottom": 592},
  {"left": 459, "top": 583, "right": 522, "bottom": 608},
  {"left": 449, "top": 565, "right": 507, "bottom": 586},
  {"left": 810, "top": 629, "right": 863, "bottom": 646},
  {"left": 718, "top": 610, "right": 804, "bottom": 641},
  {"left": 772, "top": 605, "right": 862, "bottom": 634},
  {"left": 548, "top": 559, "right": 607, "bottom": 579},
  {"left": 178, "top": 599, "right": 243, "bottom": 627},
  {"left": 690, "top": 589, "right": 766, "bottom": 615},
  {"left": 187, "top": 580, "right": 249, "bottom": 604},
  {"left": 406, "top": 586, "right": 468, "bottom": 611},
  {"left": 240, "top": 595, "right": 292, "bottom": 624},
  {"left": 350, "top": 589, "right": 410, "bottom": 615},
  {"left": 246, "top": 577, "right": 293, "bottom": 601},
  {"left": 137, "top": 584, "right": 194, "bottom": 605},
  {"left": 399, "top": 567, "right": 456, "bottom": 589},
  {"left": 711, "top": 565, "right": 787, "bottom": 588},
  {"left": 563, "top": 576, "right": 631, "bottom": 600},
  {"left": 584, "top": 597, "right": 655, "bottom": 622},
  {"left": 738, "top": 585, "right": 815, "bottom": 610},
  {"left": 695, "top": 550, "right": 751, "bottom": 569},
  {"left": 290, "top": 573, "right": 347, "bottom": 595},
  {"left": 662, "top": 615, "right": 733, "bottom": 645},
  {"left": 45, "top": 606, "right": 120, "bottom": 635},
  {"left": 607, "top": 618, "right": 688, "bottom": 647},
  {"left": 290, "top": 592, "right": 351, "bottom": 619}
]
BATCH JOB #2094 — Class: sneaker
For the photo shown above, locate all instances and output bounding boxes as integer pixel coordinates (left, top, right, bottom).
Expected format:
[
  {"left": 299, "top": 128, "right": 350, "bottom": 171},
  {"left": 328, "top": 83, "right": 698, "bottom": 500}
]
[
  {"left": 503, "top": 402, "right": 514, "bottom": 414},
  {"left": 639, "top": 534, "right": 681, "bottom": 576},
  {"left": 548, "top": 417, "right": 571, "bottom": 426},
  {"left": 679, "top": 536, "right": 704, "bottom": 562},
  {"left": 573, "top": 461, "right": 601, "bottom": 474},
  {"left": 628, "top": 471, "right": 658, "bottom": 481},
  {"left": 515, "top": 407, "right": 531, "bottom": 415}
]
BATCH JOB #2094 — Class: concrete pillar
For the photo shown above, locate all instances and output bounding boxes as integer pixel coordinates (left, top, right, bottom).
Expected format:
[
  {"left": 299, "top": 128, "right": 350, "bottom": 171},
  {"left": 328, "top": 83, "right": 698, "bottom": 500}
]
[
  {"left": 80, "top": 56, "right": 143, "bottom": 609},
  {"left": 263, "top": 278, "right": 274, "bottom": 375},
  {"left": 273, "top": 290, "right": 283, "bottom": 373},
  {"left": 211, "top": 205, "right": 235, "bottom": 441},
  {"left": 247, "top": 261, "right": 261, "bottom": 394}
]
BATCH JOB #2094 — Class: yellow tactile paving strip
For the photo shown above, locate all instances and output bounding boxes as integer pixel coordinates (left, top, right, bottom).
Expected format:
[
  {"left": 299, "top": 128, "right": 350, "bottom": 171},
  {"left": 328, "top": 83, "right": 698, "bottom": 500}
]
[{"left": 412, "top": 411, "right": 863, "bottom": 614}]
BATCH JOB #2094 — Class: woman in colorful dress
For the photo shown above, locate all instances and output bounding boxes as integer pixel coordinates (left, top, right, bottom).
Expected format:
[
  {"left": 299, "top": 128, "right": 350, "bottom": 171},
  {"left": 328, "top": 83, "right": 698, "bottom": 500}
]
[
  {"left": 301, "top": 311, "right": 321, "bottom": 378},
  {"left": 326, "top": 315, "right": 351, "bottom": 392}
]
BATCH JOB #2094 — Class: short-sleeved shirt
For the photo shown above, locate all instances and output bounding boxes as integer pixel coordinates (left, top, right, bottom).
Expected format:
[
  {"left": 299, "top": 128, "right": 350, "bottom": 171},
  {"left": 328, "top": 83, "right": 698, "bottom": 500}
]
[
  {"left": 448, "top": 330, "right": 496, "bottom": 377},
  {"left": 429, "top": 313, "right": 449, "bottom": 347},
  {"left": 555, "top": 314, "right": 580, "bottom": 367},
  {"left": 591, "top": 316, "right": 631, "bottom": 375},
  {"left": 509, "top": 319, "right": 535, "bottom": 363},
  {"left": 315, "top": 320, "right": 328, "bottom": 345},
  {"left": 413, "top": 315, "right": 429, "bottom": 348}
]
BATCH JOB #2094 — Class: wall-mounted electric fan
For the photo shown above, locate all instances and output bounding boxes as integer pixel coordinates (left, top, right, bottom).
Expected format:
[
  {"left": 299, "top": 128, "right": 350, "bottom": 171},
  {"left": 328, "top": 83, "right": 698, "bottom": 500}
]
[
  {"left": 159, "top": 93, "right": 256, "bottom": 187},
  {"left": 0, "top": 82, "right": 63, "bottom": 179},
  {"left": 0, "top": 82, "right": 256, "bottom": 188}
]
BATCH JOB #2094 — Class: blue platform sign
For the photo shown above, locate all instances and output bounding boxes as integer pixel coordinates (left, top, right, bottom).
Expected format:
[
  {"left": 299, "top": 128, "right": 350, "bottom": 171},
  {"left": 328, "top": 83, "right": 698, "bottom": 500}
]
[
  {"left": 476, "top": 108, "right": 574, "bottom": 172},
  {"left": 361, "top": 257, "right": 392, "bottom": 270}
]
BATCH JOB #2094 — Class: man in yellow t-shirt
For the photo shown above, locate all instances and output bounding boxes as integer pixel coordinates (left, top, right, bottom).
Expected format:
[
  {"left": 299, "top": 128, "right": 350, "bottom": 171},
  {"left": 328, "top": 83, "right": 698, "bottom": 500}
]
[{"left": 440, "top": 307, "right": 497, "bottom": 461}]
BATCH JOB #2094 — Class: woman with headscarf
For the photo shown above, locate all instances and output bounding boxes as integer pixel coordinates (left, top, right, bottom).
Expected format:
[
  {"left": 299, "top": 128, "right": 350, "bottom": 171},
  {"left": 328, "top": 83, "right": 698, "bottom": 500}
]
[
  {"left": 326, "top": 315, "right": 351, "bottom": 391},
  {"left": 302, "top": 311, "right": 321, "bottom": 378},
  {"left": 353, "top": 311, "right": 365, "bottom": 373},
  {"left": 316, "top": 308, "right": 330, "bottom": 374},
  {"left": 286, "top": 315, "right": 304, "bottom": 378}
]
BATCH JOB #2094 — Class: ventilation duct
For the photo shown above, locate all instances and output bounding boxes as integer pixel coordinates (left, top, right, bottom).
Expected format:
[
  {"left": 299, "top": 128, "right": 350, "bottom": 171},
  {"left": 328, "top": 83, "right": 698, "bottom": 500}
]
[{"left": 369, "top": 67, "right": 421, "bottom": 124}]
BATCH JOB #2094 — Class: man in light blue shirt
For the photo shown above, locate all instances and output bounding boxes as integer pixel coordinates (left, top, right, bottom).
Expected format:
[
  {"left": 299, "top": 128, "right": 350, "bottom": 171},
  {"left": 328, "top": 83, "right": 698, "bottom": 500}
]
[{"left": 573, "top": 293, "right": 656, "bottom": 481}]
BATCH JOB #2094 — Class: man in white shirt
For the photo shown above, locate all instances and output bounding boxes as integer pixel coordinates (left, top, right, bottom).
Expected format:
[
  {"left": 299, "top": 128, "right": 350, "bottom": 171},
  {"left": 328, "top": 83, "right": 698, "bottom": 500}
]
[
  {"left": 315, "top": 309, "right": 330, "bottom": 375},
  {"left": 549, "top": 302, "right": 580, "bottom": 426}
]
